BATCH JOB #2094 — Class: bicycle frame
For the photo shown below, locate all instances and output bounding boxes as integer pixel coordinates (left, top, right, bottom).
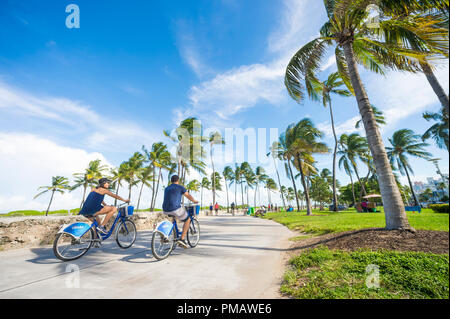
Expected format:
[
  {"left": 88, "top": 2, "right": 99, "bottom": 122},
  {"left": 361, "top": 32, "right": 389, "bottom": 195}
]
[
  {"left": 155, "top": 205, "right": 198, "bottom": 240},
  {"left": 57, "top": 204, "right": 130, "bottom": 241}
]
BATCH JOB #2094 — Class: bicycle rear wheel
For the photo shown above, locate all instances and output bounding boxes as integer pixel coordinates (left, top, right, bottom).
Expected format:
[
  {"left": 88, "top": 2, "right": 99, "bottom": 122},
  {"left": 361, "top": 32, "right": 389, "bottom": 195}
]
[
  {"left": 115, "top": 219, "right": 137, "bottom": 249},
  {"left": 151, "top": 230, "right": 175, "bottom": 260},
  {"left": 53, "top": 228, "right": 94, "bottom": 261},
  {"left": 187, "top": 218, "right": 200, "bottom": 248}
]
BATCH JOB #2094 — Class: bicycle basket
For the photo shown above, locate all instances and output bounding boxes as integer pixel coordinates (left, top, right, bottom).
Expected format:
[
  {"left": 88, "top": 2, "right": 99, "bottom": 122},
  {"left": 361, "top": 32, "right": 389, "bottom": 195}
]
[
  {"left": 187, "top": 205, "right": 200, "bottom": 216},
  {"left": 120, "top": 206, "right": 134, "bottom": 217}
]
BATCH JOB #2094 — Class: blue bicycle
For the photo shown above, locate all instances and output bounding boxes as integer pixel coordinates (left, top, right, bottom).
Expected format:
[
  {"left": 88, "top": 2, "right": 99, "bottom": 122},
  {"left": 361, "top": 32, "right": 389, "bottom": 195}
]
[
  {"left": 151, "top": 204, "right": 200, "bottom": 260},
  {"left": 53, "top": 203, "right": 137, "bottom": 261}
]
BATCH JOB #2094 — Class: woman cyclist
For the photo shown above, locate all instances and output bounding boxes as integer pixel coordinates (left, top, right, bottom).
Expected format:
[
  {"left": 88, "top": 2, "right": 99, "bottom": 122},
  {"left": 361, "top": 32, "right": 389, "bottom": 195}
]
[{"left": 79, "top": 178, "right": 129, "bottom": 234}]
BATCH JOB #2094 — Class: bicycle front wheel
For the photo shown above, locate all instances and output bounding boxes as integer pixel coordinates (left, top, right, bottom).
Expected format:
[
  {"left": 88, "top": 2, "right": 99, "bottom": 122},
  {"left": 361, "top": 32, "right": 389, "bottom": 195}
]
[
  {"left": 115, "top": 219, "right": 137, "bottom": 249},
  {"left": 187, "top": 218, "right": 200, "bottom": 248},
  {"left": 151, "top": 230, "right": 175, "bottom": 260},
  {"left": 53, "top": 228, "right": 94, "bottom": 261}
]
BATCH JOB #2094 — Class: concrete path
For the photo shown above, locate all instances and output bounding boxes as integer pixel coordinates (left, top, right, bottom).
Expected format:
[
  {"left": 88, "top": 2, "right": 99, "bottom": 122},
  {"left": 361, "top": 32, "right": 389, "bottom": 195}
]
[{"left": 0, "top": 214, "right": 295, "bottom": 299}]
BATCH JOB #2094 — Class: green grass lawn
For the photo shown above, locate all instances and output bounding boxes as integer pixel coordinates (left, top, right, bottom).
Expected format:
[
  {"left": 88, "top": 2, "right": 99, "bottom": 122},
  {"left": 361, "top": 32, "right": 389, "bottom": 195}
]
[
  {"left": 1, "top": 209, "right": 80, "bottom": 217},
  {"left": 282, "top": 246, "right": 449, "bottom": 299},
  {"left": 264, "top": 208, "right": 449, "bottom": 235}
]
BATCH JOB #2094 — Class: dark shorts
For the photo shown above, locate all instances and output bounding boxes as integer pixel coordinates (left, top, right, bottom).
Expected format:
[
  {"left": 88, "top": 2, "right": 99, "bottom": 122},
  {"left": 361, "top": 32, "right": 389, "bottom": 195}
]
[{"left": 79, "top": 205, "right": 104, "bottom": 217}]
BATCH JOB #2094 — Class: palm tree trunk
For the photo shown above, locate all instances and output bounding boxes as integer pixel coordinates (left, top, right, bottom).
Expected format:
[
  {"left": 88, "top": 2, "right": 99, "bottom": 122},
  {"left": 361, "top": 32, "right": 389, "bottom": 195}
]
[
  {"left": 225, "top": 179, "right": 229, "bottom": 213},
  {"left": 349, "top": 173, "right": 356, "bottom": 206},
  {"left": 151, "top": 164, "right": 156, "bottom": 211},
  {"left": 421, "top": 62, "right": 449, "bottom": 112},
  {"left": 351, "top": 161, "right": 367, "bottom": 199},
  {"left": 342, "top": 41, "right": 411, "bottom": 230},
  {"left": 211, "top": 146, "right": 216, "bottom": 206},
  {"left": 152, "top": 167, "right": 162, "bottom": 211},
  {"left": 46, "top": 190, "right": 55, "bottom": 216},
  {"left": 80, "top": 184, "right": 87, "bottom": 209},
  {"left": 297, "top": 157, "right": 312, "bottom": 215},
  {"left": 401, "top": 162, "right": 419, "bottom": 207},
  {"left": 287, "top": 159, "right": 301, "bottom": 211},
  {"left": 201, "top": 186, "right": 203, "bottom": 210},
  {"left": 273, "top": 156, "right": 287, "bottom": 209},
  {"left": 137, "top": 181, "right": 144, "bottom": 211},
  {"left": 240, "top": 181, "right": 244, "bottom": 209},
  {"left": 114, "top": 180, "right": 120, "bottom": 206},
  {"left": 329, "top": 100, "right": 339, "bottom": 212}
]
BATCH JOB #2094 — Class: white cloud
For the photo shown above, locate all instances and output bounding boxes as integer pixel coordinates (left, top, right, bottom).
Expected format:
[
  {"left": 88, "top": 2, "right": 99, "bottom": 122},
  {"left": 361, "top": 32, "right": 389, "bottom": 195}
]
[
  {"left": 0, "top": 132, "right": 113, "bottom": 213},
  {"left": 175, "top": 0, "right": 325, "bottom": 129},
  {"left": 0, "top": 81, "right": 159, "bottom": 151}
]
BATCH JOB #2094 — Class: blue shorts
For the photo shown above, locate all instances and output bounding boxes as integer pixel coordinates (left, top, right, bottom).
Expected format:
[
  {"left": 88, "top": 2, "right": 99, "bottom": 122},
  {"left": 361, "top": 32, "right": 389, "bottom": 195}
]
[{"left": 79, "top": 205, "right": 104, "bottom": 217}]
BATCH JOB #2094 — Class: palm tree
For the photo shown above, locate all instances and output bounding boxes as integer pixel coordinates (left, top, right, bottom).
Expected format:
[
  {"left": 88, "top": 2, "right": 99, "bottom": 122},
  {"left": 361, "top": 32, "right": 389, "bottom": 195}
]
[
  {"left": 422, "top": 106, "right": 449, "bottom": 150},
  {"left": 110, "top": 163, "right": 128, "bottom": 206},
  {"left": 355, "top": 105, "right": 386, "bottom": 129},
  {"left": 429, "top": 158, "right": 449, "bottom": 182},
  {"left": 200, "top": 177, "right": 211, "bottom": 210},
  {"left": 164, "top": 117, "right": 207, "bottom": 183},
  {"left": 387, "top": 129, "right": 432, "bottom": 206},
  {"left": 142, "top": 142, "right": 172, "bottom": 211},
  {"left": 284, "top": 0, "right": 444, "bottom": 230},
  {"left": 308, "top": 72, "right": 351, "bottom": 211},
  {"left": 209, "top": 131, "right": 225, "bottom": 207},
  {"left": 285, "top": 119, "right": 329, "bottom": 215},
  {"left": 233, "top": 163, "right": 244, "bottom": 208},
  {"left": 265, "top": 178, "right": 278, "bottom": 207},
  {"left": 136, "top": 166, "right": 154, "bottom": 211},
  {"left": 267, "top": 142, "right": 287, "bottom": 209},
  {"left": 34, "top": 176, "right": 70, "bottom": 216},
  {"left": 72, "top": 159, "right": 108, "bottom": 208},
  {"left": 338, "top": 133, "right": 369, "bottom": 199},
  {"left": 223, "top": 166, "right": 235, "bottom": 213},
  {"left": 123, "top": 152, "right": 146, "bottom": 201},
  {"left": 338, "top": 137, "right": 357, "bottom": 206},
  {"left": 241, "top": 162, "right": 255, "bottom": 207},
  {"left": 186, "top": 179, "right": 201, "bottom": 196},
  {"left": 253, "top": 166, "right": 268, "bottom": 207},
  {"left": 275, "top": 134, "right": 301, "bottom": 211}
]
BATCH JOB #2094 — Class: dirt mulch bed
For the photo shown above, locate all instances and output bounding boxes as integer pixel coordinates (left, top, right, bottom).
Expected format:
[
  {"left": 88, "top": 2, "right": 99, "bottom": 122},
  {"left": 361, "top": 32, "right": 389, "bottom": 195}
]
[{"left": 289, "top": 228, "right": 449, "bottom": 255}]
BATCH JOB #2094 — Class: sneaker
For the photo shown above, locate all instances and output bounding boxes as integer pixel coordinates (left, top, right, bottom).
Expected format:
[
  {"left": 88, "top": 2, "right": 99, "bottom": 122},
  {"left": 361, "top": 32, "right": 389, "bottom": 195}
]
[
  {"left": 177, "top": 239, "right": 189, "bottom": 249},
  {"left": 96, "top": 226, "right": 108, "bottom": 234}
]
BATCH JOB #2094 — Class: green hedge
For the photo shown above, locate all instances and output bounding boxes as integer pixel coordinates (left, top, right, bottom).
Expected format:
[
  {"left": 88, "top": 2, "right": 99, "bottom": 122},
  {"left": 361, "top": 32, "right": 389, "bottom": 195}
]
[{"left": 429, "top": 204, "right": 449, "bottom": 214}]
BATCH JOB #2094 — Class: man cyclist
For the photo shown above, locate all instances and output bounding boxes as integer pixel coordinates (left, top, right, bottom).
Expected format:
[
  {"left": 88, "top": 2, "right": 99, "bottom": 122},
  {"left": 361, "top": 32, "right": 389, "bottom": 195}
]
[{"left": 162, "top": 175, "right": 198, "bottom": 248}]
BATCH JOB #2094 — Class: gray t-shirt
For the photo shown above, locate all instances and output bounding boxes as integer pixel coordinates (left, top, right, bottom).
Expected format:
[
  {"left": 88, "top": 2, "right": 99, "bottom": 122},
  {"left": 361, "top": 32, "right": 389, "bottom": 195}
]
[{"left": 162, "top": 184, "right": 187, "bottom": 212}]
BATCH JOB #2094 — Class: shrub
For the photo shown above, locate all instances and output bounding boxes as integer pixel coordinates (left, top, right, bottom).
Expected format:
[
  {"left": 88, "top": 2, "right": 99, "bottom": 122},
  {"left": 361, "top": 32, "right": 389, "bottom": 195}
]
[{"left": 429, "top": 204, "right": 449, "bottom": 214}]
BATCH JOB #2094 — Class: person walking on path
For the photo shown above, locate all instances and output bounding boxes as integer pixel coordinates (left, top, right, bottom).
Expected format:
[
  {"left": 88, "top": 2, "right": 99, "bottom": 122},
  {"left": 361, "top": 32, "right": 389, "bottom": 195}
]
[
  {"left": 209, "top": 204, "right": 213, "bottom": 216},
  {"left": 214, "top": 202, "right": 220, "bottom": 216}
]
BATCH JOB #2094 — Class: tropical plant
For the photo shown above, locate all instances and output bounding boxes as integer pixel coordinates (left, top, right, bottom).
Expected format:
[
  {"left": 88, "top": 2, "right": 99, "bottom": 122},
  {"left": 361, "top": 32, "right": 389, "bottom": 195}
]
[
  {"left": 422, "top": 106, "right": 449, "bottom": 150},
  {"left": 337, "top": 133, "right": 369, "bottom": 199},
  {"left": 355, "top": 105, "right": 386, "bottom": 129},
  {"left": 283, "top": 0, "right": 445, "bottom": 230},
  {"left": 164, "top": 117, "right": 207, "bottom": 183},
  {"left": 209, "top": 131, "right": 225, "bottom": 207},
  {"left": 123, "top": 152, "right": 146, "bottom": 201},
  {"left": 253, "top": 166, "right": 269, "bottom": 207},
  {"left": 267, "top": 142, "right": 287, "bottom": 209},
  {"left": 307, "top": 71, "right": 352, "bottom": 211},
  {"left": 142, "top": 142, "right": 172, "bottom": 211},
  {"left": 241, "top": 162, "right": 255, "bottom": 207},
  {"left": 387, "top": 129, "right": 432, "bottom": 206},
  {"left": 284, "top": 119, "right": 329, "bottom": 215},
  {"left": 34, "top": 176, "right": 70, "bottom": 216},
  {"left": 200, "top": 177, "right": 211, "bottom": 209},
  {"left": 265, "top": 178, "right": 278, "bottom": 207},
  {"left": 275, "top": 134, "right": 301, "bottom": 211},
  {"left": 186, "top": 179, "right": 201, "bottom": 195},
  {"left": 223, "top": 166, "right": 235, "bottom": 213},
  {"left": 72, "top": 159, "right": 108, "bottom": 208},
  {"left": 136, "top": 166, "right": 154, "bottom": 211}
]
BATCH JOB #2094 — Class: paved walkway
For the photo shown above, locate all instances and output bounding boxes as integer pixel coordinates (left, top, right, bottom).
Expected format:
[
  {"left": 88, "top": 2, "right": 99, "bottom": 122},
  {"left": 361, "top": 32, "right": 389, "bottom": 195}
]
[{"left": 0, "top": 214, "right": 295, "bottom": 299}]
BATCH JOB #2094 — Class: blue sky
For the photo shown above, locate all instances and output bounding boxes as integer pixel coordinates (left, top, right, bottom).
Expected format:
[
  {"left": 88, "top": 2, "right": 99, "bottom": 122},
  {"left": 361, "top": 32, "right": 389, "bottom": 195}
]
[{"left": 0, "top": 0, "right": 448, "bottom": 212}]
